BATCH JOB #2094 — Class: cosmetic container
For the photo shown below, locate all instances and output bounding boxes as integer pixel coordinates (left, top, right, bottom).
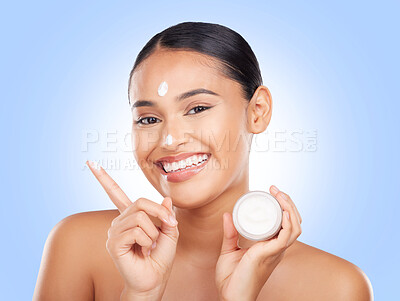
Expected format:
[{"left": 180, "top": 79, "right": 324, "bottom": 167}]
[{"left": 232, "top": 191, "right": 283, "bottom": 241}]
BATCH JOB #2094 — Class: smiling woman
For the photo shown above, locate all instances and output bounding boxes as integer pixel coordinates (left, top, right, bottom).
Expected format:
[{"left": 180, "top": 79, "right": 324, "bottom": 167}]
[{"left": 33, "top": 21, "right": 373, "bottom": 301}]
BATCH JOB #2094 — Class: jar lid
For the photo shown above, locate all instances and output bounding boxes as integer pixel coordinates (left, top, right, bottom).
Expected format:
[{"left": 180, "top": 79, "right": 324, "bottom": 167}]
[{"left": 232, "top": 190, "right": 283, "bottom": 241}]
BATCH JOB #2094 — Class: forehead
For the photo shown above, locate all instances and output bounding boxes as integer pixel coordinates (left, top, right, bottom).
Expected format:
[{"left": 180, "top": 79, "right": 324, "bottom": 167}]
[{"left": 129, "top": 50, "right": 235, "bottom": 100}]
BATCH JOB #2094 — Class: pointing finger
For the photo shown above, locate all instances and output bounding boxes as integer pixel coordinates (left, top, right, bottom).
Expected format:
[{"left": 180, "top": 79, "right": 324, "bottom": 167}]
[{"left": 87, "top": 160, "right": 131, "bottom": 213}]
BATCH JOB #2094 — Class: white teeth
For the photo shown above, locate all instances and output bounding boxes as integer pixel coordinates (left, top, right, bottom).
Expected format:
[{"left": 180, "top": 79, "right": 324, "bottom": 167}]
[{"left": 162, "top": 154, "right": 209, "bottom": 173}]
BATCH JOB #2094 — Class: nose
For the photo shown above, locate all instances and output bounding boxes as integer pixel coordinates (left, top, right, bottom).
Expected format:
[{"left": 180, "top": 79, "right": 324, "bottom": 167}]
[{"left": 160, "top": 121, "right": 192, "bottom": 150}]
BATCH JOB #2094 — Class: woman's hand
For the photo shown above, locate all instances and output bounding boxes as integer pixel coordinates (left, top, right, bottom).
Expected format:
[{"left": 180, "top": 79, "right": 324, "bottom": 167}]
[
  {"left": 215, "top": 185, "right": 302, "bottom": 301},
  {"left": 86, "top": 161, "right": 179, "bottom": 300}
]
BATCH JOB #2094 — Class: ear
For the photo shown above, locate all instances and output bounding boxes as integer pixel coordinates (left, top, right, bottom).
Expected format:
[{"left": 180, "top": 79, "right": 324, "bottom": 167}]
[{"left": 246, "top": 85, "right": 272, "bottom": 134}]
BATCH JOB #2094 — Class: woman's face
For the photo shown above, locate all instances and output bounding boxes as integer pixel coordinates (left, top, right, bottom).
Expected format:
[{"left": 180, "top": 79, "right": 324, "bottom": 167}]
[{"left": 129, "top": 50, "right": 253, "bottom": 209}]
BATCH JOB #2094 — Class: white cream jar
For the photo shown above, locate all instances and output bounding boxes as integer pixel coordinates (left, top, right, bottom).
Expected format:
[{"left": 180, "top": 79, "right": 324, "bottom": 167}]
[{"left": 232, "top": 191, "right": 283, "bottom": 241}]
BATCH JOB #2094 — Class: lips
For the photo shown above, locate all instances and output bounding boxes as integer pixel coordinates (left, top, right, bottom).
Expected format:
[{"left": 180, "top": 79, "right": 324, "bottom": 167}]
[
  {"left": 154, "top": 152, "right": 212, "bottom": 183},
  {"left": 156, "top": 152, "right": 211, "bottom": 164}
]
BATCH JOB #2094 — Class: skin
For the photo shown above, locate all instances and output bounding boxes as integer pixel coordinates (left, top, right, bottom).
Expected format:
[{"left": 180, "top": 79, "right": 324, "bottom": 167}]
[{"left": 33, "top": 49, "right": 374, "bottom": 300}]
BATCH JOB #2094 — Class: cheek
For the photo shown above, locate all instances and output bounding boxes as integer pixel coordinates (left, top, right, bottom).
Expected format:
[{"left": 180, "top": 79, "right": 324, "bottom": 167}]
[
  {"left": 131, "top": 129, "right": 159, "bottom": 169},
  {"left": 132, "top": 129, "right": 161, "bottom": 150},
  {"left": 205, "top": 113, "right": 247, "bottom": 155},
  {"left": 207, "top": 112, "right": 249, "bottom": 172}
]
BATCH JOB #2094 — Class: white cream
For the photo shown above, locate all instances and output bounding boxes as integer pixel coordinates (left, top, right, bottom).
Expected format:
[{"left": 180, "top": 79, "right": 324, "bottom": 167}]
[
  {"left": 232, "top": 191, "right": 282, "bottom": 241},
  {"left": 165, "top": 134, "right": 173, "bottom": 146},
  {"left": 158, "top": 81, "right": 168, "bottom": 96}
]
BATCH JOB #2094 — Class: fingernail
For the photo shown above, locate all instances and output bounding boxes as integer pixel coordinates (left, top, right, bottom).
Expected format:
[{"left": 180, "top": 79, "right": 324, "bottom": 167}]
[
  {"left": 271, "top": 185, "right": 279, "bottom": 193},
  {"left": 147, "top": 249, "right": 151, "bottom": 256},
  {"left": 88, "top": 160, "right": 102, "bottom": 170},
  {"left": 151, "top": 241, "right": 157, "bottom": 249},
  {"left": 280, "top": 192, "right": 288, "bottom": 200},
  {"left": 169, "top": 214, "right": 178, "bottom": 226},
  {"left": 285, "top": 211, "right": 290, "bottom": 220},
  {"left": 165, "top": 197, "right": 172, "bottom": 211},
  {"left": 169, "top": 200, "right": 176, "bottom": 217}
]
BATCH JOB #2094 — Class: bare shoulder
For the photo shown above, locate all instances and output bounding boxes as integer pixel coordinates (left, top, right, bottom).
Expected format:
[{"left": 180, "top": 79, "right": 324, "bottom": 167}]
[
  {"left": 57, "top": 209, "right": 120, "bottom": 232},
  {"left": 260, "top": 241, "right": 374, "bottom": 301},
  {"left": 48, "top": 209, "right": 121, "bottom": 266},
  {"left": 46, "top": 209, "right": 120, "bottom": 253},
  {"left": 33, "top": 209, "right": 119, "bottom": 300}
]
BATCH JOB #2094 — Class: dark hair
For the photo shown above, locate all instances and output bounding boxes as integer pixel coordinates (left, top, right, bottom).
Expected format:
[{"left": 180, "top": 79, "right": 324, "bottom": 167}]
[{"left": 128, "top": 21, "right": 263, "bottom": 105}]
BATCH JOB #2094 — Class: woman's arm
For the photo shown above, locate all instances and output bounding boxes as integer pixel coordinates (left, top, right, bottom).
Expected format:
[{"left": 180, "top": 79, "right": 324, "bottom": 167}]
[{"left": 33, "top": 213, "right": 94, "bottom": 301}]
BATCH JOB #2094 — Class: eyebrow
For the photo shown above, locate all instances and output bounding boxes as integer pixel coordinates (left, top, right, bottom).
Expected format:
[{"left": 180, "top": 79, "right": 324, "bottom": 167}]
[{"left": 131, "top": 88, "right": 220, "bottom": 109}]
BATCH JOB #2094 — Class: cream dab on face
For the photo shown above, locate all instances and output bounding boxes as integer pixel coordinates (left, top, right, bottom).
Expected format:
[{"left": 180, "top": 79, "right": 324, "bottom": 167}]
[
  {"left": 232, "top": 191, "right": 282, "bottom": 241},
  {"left": 165, "top": 134, "right": 173, "bottom": 145},
  {"left": 158, "top": 81, "right": 168, "bottom": 96}
]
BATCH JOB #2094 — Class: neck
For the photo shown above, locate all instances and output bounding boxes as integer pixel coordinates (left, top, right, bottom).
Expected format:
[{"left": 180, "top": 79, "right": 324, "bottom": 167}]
[{"left": 174, "top": 169, "right": 251, "bottom": 269}]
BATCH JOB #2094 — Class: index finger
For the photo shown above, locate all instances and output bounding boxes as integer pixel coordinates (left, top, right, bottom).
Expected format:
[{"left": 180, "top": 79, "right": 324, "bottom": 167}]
[
  {"left": 269, "top": 185, "right": 302, "bottom": 224},
  {"left": 86, "top": 160, "right": 131, "bottom": 213}
]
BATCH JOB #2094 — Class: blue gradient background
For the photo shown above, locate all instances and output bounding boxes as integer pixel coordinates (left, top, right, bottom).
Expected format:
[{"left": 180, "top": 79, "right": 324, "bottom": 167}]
[{"left": 1, "top": 1, "right": 398, "bottom": 299}]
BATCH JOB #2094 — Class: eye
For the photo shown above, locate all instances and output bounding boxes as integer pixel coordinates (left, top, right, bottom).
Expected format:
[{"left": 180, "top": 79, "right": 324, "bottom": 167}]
[
  {"left": 134, "top": 116, "right": 161, "bottom": 125},
  {"left": 186, "top": 105, "right": 212, "bottom": 115}
]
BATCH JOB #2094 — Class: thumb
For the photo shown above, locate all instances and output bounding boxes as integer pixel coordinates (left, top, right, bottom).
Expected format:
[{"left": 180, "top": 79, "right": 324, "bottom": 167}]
[
  {"left": 220, "top": 212, "right": 240, "bottom": 255},
  {"left": 160, "top": 197, "right": 179, "bottom": 239}
]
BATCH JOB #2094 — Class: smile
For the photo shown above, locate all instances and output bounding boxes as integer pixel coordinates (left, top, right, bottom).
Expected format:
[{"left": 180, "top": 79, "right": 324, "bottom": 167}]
[{"left": 155, "top": 153, "right": 211, "bottom": 183}]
